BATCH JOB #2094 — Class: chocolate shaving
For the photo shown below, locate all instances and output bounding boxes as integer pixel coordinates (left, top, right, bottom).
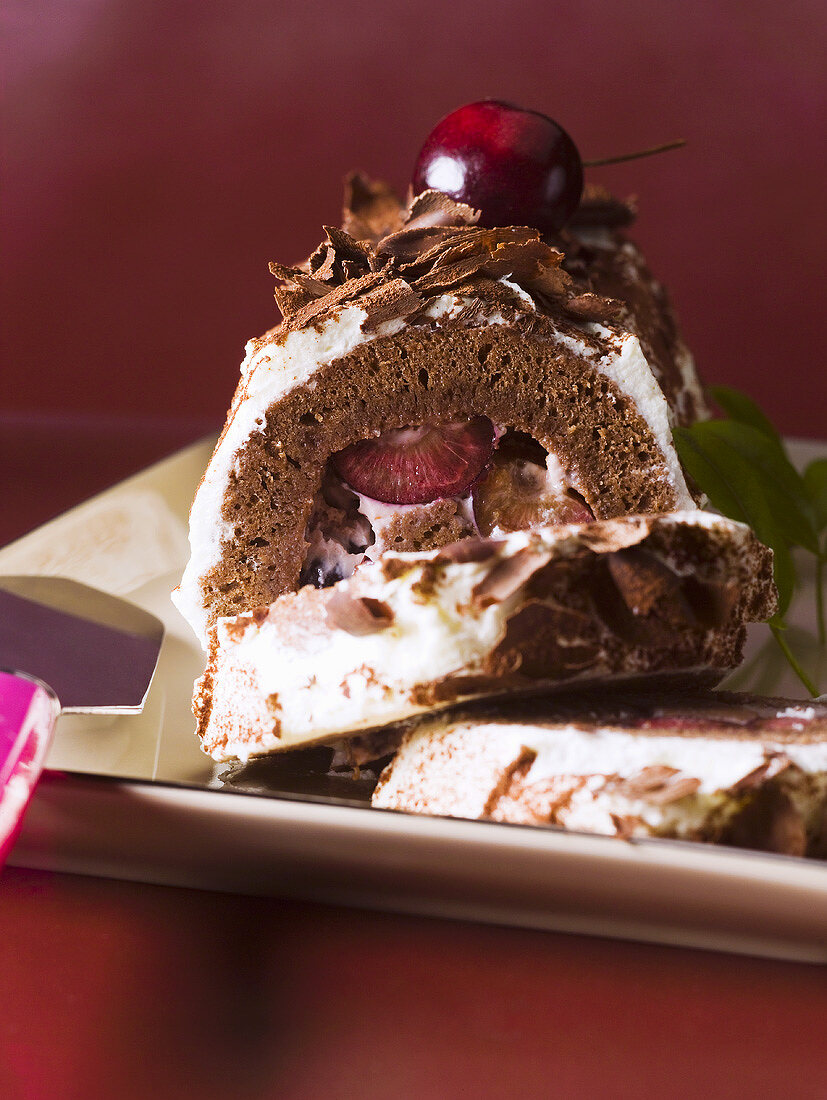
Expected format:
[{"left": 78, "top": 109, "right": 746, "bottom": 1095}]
[
  {"left": 472, "top": 547, "right": 553, "bottom": 609},
  {"left": 323, "top": 226, "right": 373, "bottom": 272},
  {"left": 342, "top": 172, "right": 406, "bottom": 242},
  {"left": 731, "top": 753, "right": 793, "bottom": 791},
  {"left": 610, "top": 814, "right": 642, "bottom": 840},
  {"left": 341, "top": 260, "right": 366, "bottom": 280},
  {"left": 307, "top": 242, "right": 338, "bottom": 282},
  {"left": 412, "top": 254, "right": 489, "bottom": 293},
  {"left": 325, "top": 591, "right": 394, "bottom": 635},
  {"left": 615, "top": 765, "right": 701, "bottom": 804},
  {"left": 606, "top": 548, "right": 692, "bottom": 620},
  {"left": 269, "top": 262, "right": 330, "bottom": 319},
  {"left": 268, "top": 172, "right": 637, "bottom": 338},
  {"left": 569, "top": 185, "right": 638, "bottom": 229},
  {"left": 285, "top": 271, "right": 386, "bottom": 331},
  {"left": 404, "top": 189, "right": 480, "bottom": 231},
  {"left": 485, "top": 600, "right": 600, "bottom": 678},
  {"left": 731, "top": 761, "right": 773, "bottom": 792},
  {"left": 594, "top": 548, "right": 699, "bottom": 647},
  {"left": 359, "top": 278, "right": 424, "bottom": 333},
  {"left": 435, "top": 537, "right": 503, "bottom": 565},
  {"left": 375, "top": 224, "right": 463, "bottom": 268},
  {"left": 564, "top": 292, "right": 625, "bottom": 323}
]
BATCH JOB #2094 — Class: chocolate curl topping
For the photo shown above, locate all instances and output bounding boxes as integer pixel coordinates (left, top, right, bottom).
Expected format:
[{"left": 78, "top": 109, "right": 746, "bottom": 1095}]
[
  {"left": 731, "top": 754, "right": 793, "bottom": 792},
  {"left": 435, "top": 537, "right": 503, "bottom": 565},
  {"left": 564, "top": 292, "right": 626, "bottom": 323},
  {"left": 325, "top": 591, "right": 394, "bottom": 636},
  {"left": 281, "top": 272, "right": 386, "bottom": 331},
  {"left": 569, "top": 184, "right": 638, "bottom": 229},
  {"left": 322, "top": 225, "right": 375, "bottom": 272},
  {"left": 403, "top": 189, "right": 481, "bottom": 232},
  {"left": 613, "top": 765, "right": 701, "bottom": 805},
  {"left": 359, "top": 278, "right": 425, "bottom": 333},
  {"left": 606, "top": 548, "right": 693, "bottom": 620},
  {"left": 269, "top": 262, "right": 330, "bottom": 317},
  {"left": 472, "top": 547, "right": 553, "bottom": 609},
  {"left": 270, "top": 174, "right": 623, "bottom": 328},
  {"left": 342, "top": 172, "right": 406, "bottom": 242}
]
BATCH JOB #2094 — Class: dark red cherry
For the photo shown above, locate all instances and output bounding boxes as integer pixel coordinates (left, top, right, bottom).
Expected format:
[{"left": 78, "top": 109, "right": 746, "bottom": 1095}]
[
  {"left": 412, "top": 100, "right": 583, "bottom": 234},
  {"left": 333, "top": 418, "right": 496, "bottom": 505}
]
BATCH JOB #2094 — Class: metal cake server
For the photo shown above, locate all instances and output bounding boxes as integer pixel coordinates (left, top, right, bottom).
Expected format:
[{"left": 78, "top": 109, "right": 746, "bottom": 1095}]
[{"left": 0, "top": 576, "right": 165, "bottom": 862}]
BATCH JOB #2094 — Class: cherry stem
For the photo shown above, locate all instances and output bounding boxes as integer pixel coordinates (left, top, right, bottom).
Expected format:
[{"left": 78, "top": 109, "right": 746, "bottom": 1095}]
[{"left": 582, "top": 139, "right": 686, "bottom": 168}]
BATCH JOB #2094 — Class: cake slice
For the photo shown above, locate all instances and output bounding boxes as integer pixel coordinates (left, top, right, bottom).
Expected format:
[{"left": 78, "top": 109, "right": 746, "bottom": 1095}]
[
  {"left": 174, "top": 182, "right": 706, "bottom": 647},
  {"left": 372, "top": 691, "right": 827, "bottom": 858},
  {"left": 194, "top": 512, "right": 775, "bottom": 762}
]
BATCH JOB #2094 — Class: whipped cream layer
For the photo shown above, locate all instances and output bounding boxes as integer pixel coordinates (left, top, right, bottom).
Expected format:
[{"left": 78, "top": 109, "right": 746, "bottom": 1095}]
[
  {"left": 174, "top": 281, "right": 692, "bottom": 646},
  {"left": 194, "top": 512, "right": 775, "bottom": 761},
  {"left": 566, "top": 229, "right": 708, "bottom": 426},
  {"left": 201, "top": 543, "right": 514, "bottom": 760},
  {"left": 373, "top": 709, "right": 827, "bottom": 854}
]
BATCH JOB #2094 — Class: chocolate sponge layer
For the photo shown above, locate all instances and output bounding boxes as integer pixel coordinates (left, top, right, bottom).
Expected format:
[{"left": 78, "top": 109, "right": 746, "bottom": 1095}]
[{"left": 202, "top": 318, "right": 680, "bottom": 628}]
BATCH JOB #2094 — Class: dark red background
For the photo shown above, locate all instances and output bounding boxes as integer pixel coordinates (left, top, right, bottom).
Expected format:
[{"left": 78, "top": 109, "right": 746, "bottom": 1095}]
[
  {"left": 3, "top": 7, "right": 827, "bottom": 1094},
  {"left": 4, "top": 0, "right": 826, "bottom": 436}
]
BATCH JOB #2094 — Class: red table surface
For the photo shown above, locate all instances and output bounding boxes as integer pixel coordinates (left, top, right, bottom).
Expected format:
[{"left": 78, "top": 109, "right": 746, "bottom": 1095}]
[{"left": 1, "top": 416, "right": 826, "bottom": 1099}]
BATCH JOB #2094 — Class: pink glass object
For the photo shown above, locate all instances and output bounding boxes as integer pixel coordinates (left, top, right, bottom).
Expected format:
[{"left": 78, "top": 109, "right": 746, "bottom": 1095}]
[{"left": 0, "top": 670, "right": 59, "bottom": 866}]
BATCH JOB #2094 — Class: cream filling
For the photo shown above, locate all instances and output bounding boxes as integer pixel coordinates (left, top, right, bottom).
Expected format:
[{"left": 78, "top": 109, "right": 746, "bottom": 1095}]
[
  {"left": 205, "top": 512, "right": 753, "bottom": 759},
  {"left": 378, "top": 717, "right": 827, "bottom": 838},
  {"left": 175, "top": 280, "right": 694, "bottom": 646},
  {"left": 211, "top": 550, "right": 530, "bottom": 758},
  {"left": 519, "top": 724, "right": 827, "bottom": 792}
]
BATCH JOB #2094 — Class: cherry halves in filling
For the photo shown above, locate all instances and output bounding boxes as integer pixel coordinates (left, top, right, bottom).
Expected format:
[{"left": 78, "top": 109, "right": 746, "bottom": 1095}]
[
  {"left": 301, "top": 421, "right": 594, "bottom": 589},
  {"left": 333, "top": 417, "right": 496, "bottom": 505},
  {"left": 472, "top": 431, "right": 593, "bottom": 535}
]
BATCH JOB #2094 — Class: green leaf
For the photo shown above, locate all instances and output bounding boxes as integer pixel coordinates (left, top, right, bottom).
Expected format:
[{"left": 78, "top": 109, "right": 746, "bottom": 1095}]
[
  {"left": 677, "top": 420, "right": 819, "bottom": 555},
  {"left": 673, "top": 424, "right": 796, "bottom": 616},
  {"left": 803, "top": 457, "right": 827, "bottom": 532},
  {"left": 707, "top": 385, "right": 780, "bottom": 442}
]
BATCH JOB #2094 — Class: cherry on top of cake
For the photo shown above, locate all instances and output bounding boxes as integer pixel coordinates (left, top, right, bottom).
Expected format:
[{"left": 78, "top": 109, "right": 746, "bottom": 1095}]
[
  {"left": 267, "top": 98, "right": 681, "bottom": 342},
  {"left": 412, "top": 99, "right": 585, "bottom": 236}
]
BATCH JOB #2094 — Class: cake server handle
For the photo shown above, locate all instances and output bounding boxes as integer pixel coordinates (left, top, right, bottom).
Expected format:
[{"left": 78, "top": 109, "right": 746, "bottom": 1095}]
[{"left": 0, "top": 670, "right": 60, "bottom": 866}]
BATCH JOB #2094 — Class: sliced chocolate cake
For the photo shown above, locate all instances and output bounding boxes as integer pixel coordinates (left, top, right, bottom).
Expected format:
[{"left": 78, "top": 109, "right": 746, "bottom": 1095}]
[
  {"left": 174, "top": 180, "right": 706, "bottom": 646},
  {"left": 193, "top": 513, "right": 775, "bottom": 762},
  {"left": 172, "top": 102, "right": 816, "bottom": 866},
  {"left": 372, "top": 691, "right": 827, "bottom": 858}
]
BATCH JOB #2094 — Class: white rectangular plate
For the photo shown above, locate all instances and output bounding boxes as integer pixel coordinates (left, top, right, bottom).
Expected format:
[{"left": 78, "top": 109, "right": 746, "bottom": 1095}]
[{"left": 3, "top": 437, "right": 826, "bottom": 962}]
